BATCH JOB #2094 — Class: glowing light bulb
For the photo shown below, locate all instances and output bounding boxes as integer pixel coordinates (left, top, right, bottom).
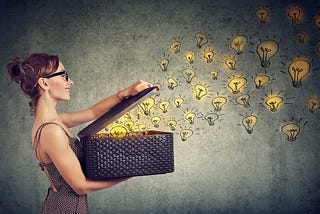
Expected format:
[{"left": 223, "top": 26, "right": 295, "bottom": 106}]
[
  {"left": 227, "top": 76, "right": 247, "bottom": 94},
  {"left": 184, "top": 51, "right": 194, "bottom": 64},
  {"left": 211, "top": 96, "right": 227, "bottom": 111},
  {"left": 209, "top": 70, "right": 218, "bottom": 80},
  {"left": 139, "top": 97, "right": 155, "bottom": 115},
  {"left": 202, "top": 49, "right": 215, "bottom": 63},
  {"left": 169, "top": 41, "right": 181, "bottom": 54},
  {"left": 203, "top": 112, "right": 219, "bottom": 126},
  {"left": 230, "top": 35, "right": 248, "bottom": 55},
  {"left": 184, "top": 111, "right": 196, "bottom": 124},
  {"left": 124, "top": 120, "right": 134, "bottom": 132},
  {"left": 242, "top": 115, "right": 258, "bottom": 134},
  {"left": 280, "top": 122, "right": 300, "bottom": 141},
  {"left": 265, "top": 95, "right": 283, "bottom": 112},
  {"left": 288, "top": 58, "right": 310, "bottom": 88},
  {"left": 151, "top": 116, "right": 161, "bottom": 128},
  {"left": 180, "top": 128, "right": 193, "bottom": 141},
  {"left": 182, "top": 67, "right": 196, "bottom": 83},
  {"left": 110, "top": 126, "right": 128, "bottom": 139},
  {"left": 287, "top": 6, "right": 303, "bottom": 24},
  {"left": 307, "top": 97, "right": 320, "bottom": 113},
  {"left": 138, "top": 123, "right": 148, "bottom": 133},
  {"left": 194, "top": 32, "right": 208, "bottom": 48},
  {"left": 256, "top": 7, "right": 270, "bottom": 23},
  {"left": 193, "top": 83, "right": 208, "bottom": 100},
  {"left": 167, "top": 119, "right": 177, "bottom": 131},
  {"left": 167, "top": 77, "right": 178, "bottom": 90},
  {"left": 174, "top": 97, "right": 184, "bottom": 108},
  {"left": 314, "top": 15, "right": 320, "bottom": 30},
  {"left": 297, "top": 32, "right": 307, "bottom": 44},
  {"left": 254, "top": 74, "right": 270, "bottom": 89},
  {"left": 224, "top": 57, "right": 236, "bottom": 70},
  {"left": 256, "top": 40, "right": 279, "bottom": 68},
  {"left": 159, "top": 58, "right": 169, "bottom": 71},
  {"left": 236, "top": 94, "right": 250, "bottom": 108},
  {"left": 159, "top": 100, "right": 170, "bottom": 113}
]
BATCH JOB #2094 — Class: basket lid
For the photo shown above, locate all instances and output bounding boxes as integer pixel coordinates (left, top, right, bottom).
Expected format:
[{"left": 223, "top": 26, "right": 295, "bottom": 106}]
[{"left": 77, "top": 86, "right": 158, "bottom": 138}]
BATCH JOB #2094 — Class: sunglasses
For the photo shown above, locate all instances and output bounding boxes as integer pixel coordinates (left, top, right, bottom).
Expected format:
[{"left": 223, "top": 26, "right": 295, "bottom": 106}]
[{"left": 46, "top": 70, "right": 69, "bottom": 82}]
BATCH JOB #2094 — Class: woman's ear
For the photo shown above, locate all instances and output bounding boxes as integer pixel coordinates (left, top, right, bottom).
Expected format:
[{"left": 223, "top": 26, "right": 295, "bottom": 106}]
[{"left": 37, "top": 78, "right": 48, "bottom": 90}]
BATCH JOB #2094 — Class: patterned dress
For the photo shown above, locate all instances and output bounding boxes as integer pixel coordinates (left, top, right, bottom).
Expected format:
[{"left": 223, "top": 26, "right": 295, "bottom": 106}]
[{"left": 34, "top": 122, "right": 88, "bottom": 214}]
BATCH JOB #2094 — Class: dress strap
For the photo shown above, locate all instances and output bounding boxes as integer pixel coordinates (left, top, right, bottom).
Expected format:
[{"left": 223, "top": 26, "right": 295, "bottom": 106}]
[{"left": 33, "top": 122, "right": 70, "bottom": 192}]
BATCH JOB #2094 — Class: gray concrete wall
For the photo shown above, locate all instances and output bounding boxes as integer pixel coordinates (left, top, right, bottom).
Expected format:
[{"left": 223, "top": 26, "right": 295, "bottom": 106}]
[{"left": 1, "top": 0, "right": 320, "bottom": 213}]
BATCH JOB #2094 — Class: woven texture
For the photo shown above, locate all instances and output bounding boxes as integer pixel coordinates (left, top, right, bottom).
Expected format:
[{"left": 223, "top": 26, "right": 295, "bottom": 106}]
[{"left": 82, "top": 132, "right": 174, "bottom": 180}]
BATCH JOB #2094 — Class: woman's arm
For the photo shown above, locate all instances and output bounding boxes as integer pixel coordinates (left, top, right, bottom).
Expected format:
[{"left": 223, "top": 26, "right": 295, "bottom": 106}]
[
  {"left": 41, "top": 124, "right": 130, "bottom": 195},
  {"left": 59, "top": 80, "right": 152, "bottom": 128}
]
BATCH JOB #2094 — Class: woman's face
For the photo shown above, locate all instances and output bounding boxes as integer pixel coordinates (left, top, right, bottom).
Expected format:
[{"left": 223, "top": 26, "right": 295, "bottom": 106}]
[{"left": 47, "top": 61, "right": 73, "bottom": 101}]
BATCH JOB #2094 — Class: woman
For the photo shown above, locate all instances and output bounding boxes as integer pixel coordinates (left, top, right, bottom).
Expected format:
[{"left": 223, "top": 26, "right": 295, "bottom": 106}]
[{"left": 7, "top": 53, "right": 152, "bottom": 213}]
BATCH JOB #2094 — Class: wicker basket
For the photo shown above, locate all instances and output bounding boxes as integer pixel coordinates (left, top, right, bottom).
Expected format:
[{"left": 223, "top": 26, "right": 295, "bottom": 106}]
[
  {"left": 78, "top": 87, "right": 174, "bottom": 179},
  {"left": 82, "top": 131, "right": 174, "bottom": 180}
]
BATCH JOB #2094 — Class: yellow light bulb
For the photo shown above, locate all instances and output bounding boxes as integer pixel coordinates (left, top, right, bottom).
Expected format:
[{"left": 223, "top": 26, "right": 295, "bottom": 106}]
[
  {"left": 254, "top": 74, "right": 271, "bottom": 88},
  {"left": 202, "top": 49, "right": 215, "bottom": 63},
  {"left": 209, "top": 70, "right": 218, "bottom": 80},
  {"left": 124, "top": 120, "right": 134, "bottom": 132},
  {"left": 193, "top": 83, "right": 208, "bottom": 100},
  {"left": 180, "top": 128, "right": 193, "bottom": 141},
  {"left": 169, "top": 41, "right": 181, "bottom": 54},
  {"left": 182, "top": 67, "right": 196, "bottom": 83},
  {"left": 194, "top": 32, "right": 208, "bottom": 48},
  {"left": 256, "top": 7, "right": 270, "bottom": 24},
  {"left": 138, "top": 123, "right": 148, "bottom": 133},
  {"left": 307, "top": 97, "right": 320, "bottom": 113},
  {"left": 280, "top": 122, "right": 300, "bottom": 141},
  {"left": 159, "top": 100, "right": 170, "bottom": 113},
  {"left": 184, "top": 51, "right": 194, "bottom": 64},
  {"left": 265, "top": 95, "right": 283, "bottom": 112},
  {"left": 242, "top": 115, "right": 258, "bottom": 134},
  {"left": 287, "top": 6, "right": 303, "bottom": 24},
  {"left": 184, "top": 111, "right": 196, "bottom": 124},
  {"left": 151, "top": 116, "right": 161, "bottom": 128},
  {"left": 288, "top": 58, "right": 310, "bottom": 88},
  {"left": 230, "top": 35, "right": 248, "bottom": 55},
  {"left": 256, "top": 40, "right": 279, "bottom": 68},
  {"left": 224, "top": 57, "right": 236, "bottom": 70},
  {"left": 174, "top": 97, "right": 184, "bottom": 108},
  {"left": 227, "top": 76, "right": 247, "bottom": 94},
  {"left": 110, "top": 126, "right": 128, "bottom": 139},
  {"left": 167, "top": 119, "right": 177, "bottom": 131},
  {"left": 167, "top": 77, "right": 178, "bottom": 90},
  {"left": 139, "top": 97, "right": 155, "bottom": 116},
  {"left": 211, "top": 96, "right": 227, "bottom": 111},
  {"left": 236, "top": 94, "right": 250, "bottom": 108},
  {"left": 159, "top": 58, "right": 169, "bottom": 71}
]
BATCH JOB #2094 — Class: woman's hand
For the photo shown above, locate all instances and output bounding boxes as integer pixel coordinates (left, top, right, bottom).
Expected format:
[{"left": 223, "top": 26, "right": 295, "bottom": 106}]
[{"left": 117, "top": 80, "right": 152, "bottom": 101}]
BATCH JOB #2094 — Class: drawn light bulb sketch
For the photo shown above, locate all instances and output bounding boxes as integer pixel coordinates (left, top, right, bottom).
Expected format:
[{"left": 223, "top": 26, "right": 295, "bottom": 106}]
[
  {"left": 180, "top": 128, "right": 194, "bottom": 141},
  {"left": 184, "top": 51, "right": 195, "bottom": 64},
  {"left": 194, "top": 32, "right": 208, "bottom": 48},
  {"left": 169, "top": 40, "right": 181, "bottom": 54},
  {"left": 307, "top": 96, "right": 320, "bottom": 113},
  {"left": 110, "top": 126, "right": 128, "bottom": 139},
  {"left": 182, "top": 67, "right": 196, "bottom": 83},
  {"left": 159, "top": 57, "right": 169, "bottom": 71},
  {"left": 211, "top": 96, "right": 228, "bottom": 111},
  {"left": 167, "top": 77, "right": 178, "bottom": 90},
  {"left": 256, "top": 40, "right": 279, "bottom": 68},
  {"left": 280, "top": 122, "right": 300, "bottom": 141},
  {"left": 230, "top": 35, "right": 248, "bottom": 55},
  {"left": 174, "top": 97, "right": 185, "bottom": 108},
  {"left": 265, "top": 95, "right": 284, "bottom": 112},
  {"left": 227, "top": 76, "right": 247, "bottom": 94},
  {"left": 224, "top": 57, "right": 236, "bottom": 70},
  {"left": 184, "top": 110, "right": 197, "bottom": 125},
  {"left": 242, "top": 114, "right": 258, "bottom": 134},
  {"left": 287, "top": 6, "right": 303, "bottom": 24},
  {"left": 124, "top": 120, "right": 134, "bottom": 132},
  {"left": 202, "top": 48, "right": 215, "bottom": 63},
  {"left": 236, "top": 94, "right": 251, "bottom": 108},
  {"left": 193, "top": 83, "right": 209, "bottom": 100},
  {"left": 139, "top": 97, "right": 155, "bottom": 115},
  {"left": 254, "top": 73, "right": 271, "bottom": 88},
  {"left": 209, "top": 70, "right": 219, "bottom": 80},
  {"left": 256, "top": 7, "right": 270, "bottom": 23},
  {"left": 159, "top": 100, "right": 170, "bottom": 113},
  {"left": 151, "top": 116, "right": 161, "bottom": 128},
  {"left": 288, "top": 58, "right": 310, "bottom": 88},
  {"left": 200, "top": 112, "right": 220, "bottom": 126},
  {"left": 167, "top": 119, "right": 178, "bottom": 131}
]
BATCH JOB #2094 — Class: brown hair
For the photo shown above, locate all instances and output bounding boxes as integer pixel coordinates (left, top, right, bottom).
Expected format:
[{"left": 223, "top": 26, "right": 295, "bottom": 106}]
[{"left": 7, "top": 53, "right": 59, "bottom": 114}]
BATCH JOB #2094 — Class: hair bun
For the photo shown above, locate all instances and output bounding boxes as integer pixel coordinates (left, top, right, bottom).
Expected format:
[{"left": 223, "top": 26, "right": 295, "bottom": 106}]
[{"left": 7, "top": 57, "right": 24, "bottom": 83}]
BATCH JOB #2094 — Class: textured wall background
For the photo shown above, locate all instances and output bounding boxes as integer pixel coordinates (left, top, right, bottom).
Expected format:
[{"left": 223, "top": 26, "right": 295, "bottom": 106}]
[{"left": 1, "top": 0, "right": 320, "bottom": 213}]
